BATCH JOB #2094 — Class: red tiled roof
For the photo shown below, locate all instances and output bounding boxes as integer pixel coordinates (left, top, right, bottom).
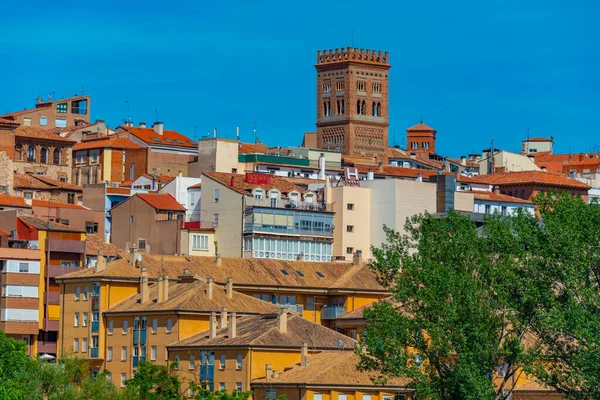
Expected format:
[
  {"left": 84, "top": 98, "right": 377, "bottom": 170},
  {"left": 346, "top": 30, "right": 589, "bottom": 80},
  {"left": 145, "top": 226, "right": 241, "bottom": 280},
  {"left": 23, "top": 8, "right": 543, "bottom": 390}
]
[
  {"left": 140, "top": 174, "right": 176, "bottom": 184},
  {"left": 463, "top": 190, "right": 533, "bottom": 204},
  {"left": 354, "top": 164, "right": 451, "bottom": 180},
  {"left": 13, "top": 174, "right": 83, "bottom": 191},
  {"left": 0, "top": 118, "right": 20, "bottom": 126},
  {"left": 135, "top": 193, "right": 186, "bottom": 211},
  {"left": 34, "top": 175, "right": 83, "bottom": 191},
  {"left": 0, "top": 194, "right": 32, "bottom": 208},
  {"left": 406, "top": 122, "right": 436, "bottom": 132},
  {"left": 0, "top": 229, "right": 9, "bottom": 237},
  {"left": 118, "top": 126, "right": 196, "bottom": 148},
  {"left": 14, "top": 126, "right": 75, "bottom": 143},
  {"left": 46, "top": 122, "right": 98, "bottom": 136},
  {"left": 188, "top": 183, "right": 202, "bottom": 189},
  {"left": 239, "top": 142, "right": 268, "bottom": 154},
  {"left": 532, "top": 153, "right": 600, "bottom": 174},
  {"left": 524, "top": 137, "right": 553, "bottom": 143},
  {"left": 31, "top": 199, "right": 89, "bottom": 210},
  {"left": 467, "top": 171, "right": 590, "bottom": 190},
  {"left": 106, "top": 187, "right": 131, "bottom": 195},
  {"left": 119, "top": 180, "right": 133, "bottom": 188},
  {"left": 203, "top": 172, "right": 309, "bottom": 197},
  {"left": 19, "top": 215, "right": 85, "bottom": 233},
  {"left": 73, "top": 137, "right": 142, "bottom": 151}
]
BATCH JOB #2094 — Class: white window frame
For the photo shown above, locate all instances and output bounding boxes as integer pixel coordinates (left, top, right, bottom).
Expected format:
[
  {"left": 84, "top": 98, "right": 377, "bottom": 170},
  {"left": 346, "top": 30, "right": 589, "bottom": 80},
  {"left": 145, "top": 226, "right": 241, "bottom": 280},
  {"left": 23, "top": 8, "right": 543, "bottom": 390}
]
[
  {"left": 151, "top": 346, "right": 157, "bottom": 361},
  {"left": 122, "top": 346, "right": 127, "bottom": 361},
  {"left": 192, "top": 234, "right": 209, "bottom": 251},
  {"left": 73, "top": 338, "right": 79, "bottom": 353},
  {"left": 107, "top": 346, "right": 113, "bottom": 361}
]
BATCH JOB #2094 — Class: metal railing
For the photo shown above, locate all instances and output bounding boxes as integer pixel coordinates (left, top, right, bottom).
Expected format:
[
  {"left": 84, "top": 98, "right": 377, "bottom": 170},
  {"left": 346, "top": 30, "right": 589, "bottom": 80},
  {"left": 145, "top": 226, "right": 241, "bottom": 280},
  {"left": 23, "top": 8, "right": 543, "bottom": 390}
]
[{"left": 321, "top": 305, "right": 346, "bottom": 320}]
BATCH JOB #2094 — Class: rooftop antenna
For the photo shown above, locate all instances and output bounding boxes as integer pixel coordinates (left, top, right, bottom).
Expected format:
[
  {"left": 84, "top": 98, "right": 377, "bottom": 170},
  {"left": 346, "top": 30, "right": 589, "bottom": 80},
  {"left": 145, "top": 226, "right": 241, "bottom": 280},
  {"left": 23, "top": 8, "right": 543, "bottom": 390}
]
[
  {"left": 80, "top": 82, "right": 85, "bottom": 96},
  {"left": 193, "top": 126, "right": 198, "bottom": 141},
  {"left": 253, "top": 119, "right": 259, "bottom": 144},
  {"left": 420, "top": 105, "right": 423, "bottom": 123},
  {"left": 124, "top": 100, "right": 131, "bottom": 125},
  {"left": 154, "top": 109, "right": 159, "bottom": 121}
]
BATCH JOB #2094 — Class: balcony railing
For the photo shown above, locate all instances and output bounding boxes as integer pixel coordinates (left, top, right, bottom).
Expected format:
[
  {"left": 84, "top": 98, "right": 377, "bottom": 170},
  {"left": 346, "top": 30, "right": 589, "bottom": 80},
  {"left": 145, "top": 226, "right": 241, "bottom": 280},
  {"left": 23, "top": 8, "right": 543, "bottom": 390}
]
[
  {"left": 90, "top": 347, "right": 99, "bottom": 358},
  {"left": 246, "top": 199, "right": 332, "bottom": 212},
  {"left": 244, "top": 222, "right": 334, "bottom": 237},
  {"left": 45, "top": 319, "right": 59, "bottom": 331},
  {"left": 47, "top": 239, "right": 85, "bottom": 254},
  {"left": 45, "top": 291, "right": 60, "bottom": 305},
  {"left": 282, "top": 304, "right": 304, "bottom": 313},
  {"left": 91, "top": 321, "right": 99, "bottom": 333},
  {"left": 37, "top": 341, "right": 57, "bottom": 355},
  {"left": 321, "top": 305, "right": 346, "bottom": 320},
  {"left": 48, "top": 265, "right": 80, "bottom": 278}
]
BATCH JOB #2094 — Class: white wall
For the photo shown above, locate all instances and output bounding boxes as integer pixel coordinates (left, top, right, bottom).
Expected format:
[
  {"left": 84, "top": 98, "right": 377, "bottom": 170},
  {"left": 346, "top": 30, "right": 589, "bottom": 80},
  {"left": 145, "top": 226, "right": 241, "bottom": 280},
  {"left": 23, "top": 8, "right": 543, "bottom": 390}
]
[
  {"left": 159, "top": 176, "right": 202, "bottom": 221},
  {"left": 474, "top": 200, "right": 535, "bottom": 216}
]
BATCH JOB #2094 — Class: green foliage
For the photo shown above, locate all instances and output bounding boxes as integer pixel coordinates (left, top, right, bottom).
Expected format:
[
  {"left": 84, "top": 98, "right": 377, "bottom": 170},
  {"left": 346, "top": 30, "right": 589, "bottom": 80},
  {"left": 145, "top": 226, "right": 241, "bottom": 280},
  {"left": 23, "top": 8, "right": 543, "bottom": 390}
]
[
  {"left": 122, "top": 361, "right": 183, "bottom": 400},
  {"left": 360, "top": 211, "right": 535, "bottom": 400},
  {"left": 189, "top": 387, "right": 254, "bottom": 400}
]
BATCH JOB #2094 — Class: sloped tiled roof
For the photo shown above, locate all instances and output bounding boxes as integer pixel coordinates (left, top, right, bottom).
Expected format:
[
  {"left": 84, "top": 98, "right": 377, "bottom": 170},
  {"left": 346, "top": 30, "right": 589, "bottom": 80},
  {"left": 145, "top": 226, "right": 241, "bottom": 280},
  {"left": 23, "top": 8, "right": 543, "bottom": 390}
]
[
  {"left": 73, "top": 137, "right": 143, "bottom": 151},
  {"left": 19, "top": 215, "right": 85, "bottom": 233},
  {"left": 0, "top": 194, "right": 31, "bottom": 208},
  {"left": 85, "top": 234, "right": 127, "bottom": 258},
  {"left": 406, "top": 122, "right": 436, "bottom": 132},
  {"left": 31, "top": 199, "right": 89, "bottom": 210},
  {"left": 252, "top": 351, "right": 408, "bottom": 388},
  {"left": 203, "top": 172, "right": 309, "bottom": 197},
  {"left": 55, "top": 255, "right": 385, "bottom": 293},
  {"left": 0, "top": 118, "right": 20, "bottom": 126},
  {"left": 0, "top": 229, "right": 9, "bottom": 237},
  {"left": 13, "top": 174, "right": 82, "bottom": 192},
  {"left": 169, "top": 312, "right": 357, "bottom": 350},
  {"left": 118, "top": 125, "right": 197, "bottom": 148},
  {"left": 523, "top": 137, "right": 553, "bottom": 143},
  {"left": 139, "top": 174, "right": 176, "bottom": 185},
  {"left": 239, "top": 142, "right": 268, "bottom": 154},
  {"left": 467, "top": 171, "right": 590, "bottom": 190},
  {"left": 188, "top": 183, "right": 202, "bottom": 189},
  {"left": 106, "top": 187, "right": 131, "bottom": 195},
  {"left": 463, "top": 190, "right": 534, "bottom": 204},
  {"left": 354, "top": 165, "right": 450, "bottom": 180},
  {"left": 14, "top": 126, "right": 74, "bottom": 143},
  {"left": 106, "top": 279, "right": 280, "bottom": 314},
  {"left": 135, "top": 193, "right": 186, "bottom": 211}
]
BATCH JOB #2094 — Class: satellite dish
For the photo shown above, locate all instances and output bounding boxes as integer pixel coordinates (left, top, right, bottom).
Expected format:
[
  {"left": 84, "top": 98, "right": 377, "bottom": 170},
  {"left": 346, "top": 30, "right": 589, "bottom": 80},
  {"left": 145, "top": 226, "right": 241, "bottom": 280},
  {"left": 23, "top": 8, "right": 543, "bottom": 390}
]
[{"left": 136, "top": 253, "right": 142, "bottom": 262}]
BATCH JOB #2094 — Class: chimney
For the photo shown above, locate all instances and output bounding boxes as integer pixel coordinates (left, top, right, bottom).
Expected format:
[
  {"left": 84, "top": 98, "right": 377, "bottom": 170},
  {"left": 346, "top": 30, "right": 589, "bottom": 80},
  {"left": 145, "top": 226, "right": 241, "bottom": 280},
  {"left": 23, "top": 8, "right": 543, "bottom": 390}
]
[
  {"left": 157, "top": 275, "right": 169, "bottom": 303},
  {"left": 301, "top": 342, "right": 310, "bottom": 367},
  {"left": 225, "top": 277, "right": 233, "bottom": 298},
  {"left": 493, "top": 186, "right": 500, "bottom": 195},
  {"left": 129, "top": 249, "right": 139, "bottom": 267},
  {"left": 220, "top": 307, "right": 228, "bottom": 329},
  {"left": 139, "top": 122, "right": 146, "bottom": 128},
  {"left": 140, "top": 267, "right": 149, "bottom": 304},
  {"left": 277, "top": 308, "right": 287, "bottom": 333},
  {"left": 318, "top": 153, "right": 326, "bottom": 180},
  {"left": 207, "top": 278, "right": 213, "bottom": 299},
  {"left": 228, "top": 312, "right": 237, "bottom": 338},
  {"left": 265, "top": 364, "right": 273, "bottom": 382},
  {"left": 153, "top": 122, "right": 164, "bottom": 135},
  {"left": 377, "top": 162, "right": 384, "bottom": 172},
  {"left": 214, "top": 255, "right": 222, "bottom": 266},
  {"left": 460, "top": 155, "right": 467, "bottom": 166},
  {"left": 95, "top": 251, "right": 106, "bottom": 272},
  {"left": 209, "top": 312, "right": 217, "bottom": 338},
  {"left": 296, "top": 253, "right": 304, "bottom": 261},
  {"left": 353, "top": 250, "right": 362, "bottom": 266},
  {"left": 367, "top": 169, "right": 374, "bottom": 181}
]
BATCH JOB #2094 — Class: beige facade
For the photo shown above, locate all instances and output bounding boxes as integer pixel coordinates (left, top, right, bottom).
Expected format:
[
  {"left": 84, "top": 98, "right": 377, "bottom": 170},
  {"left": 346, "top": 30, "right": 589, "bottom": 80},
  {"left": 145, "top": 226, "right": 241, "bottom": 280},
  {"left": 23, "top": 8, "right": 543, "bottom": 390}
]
[
  {"left": 180, "top": 229, "right": 216, "bottom": 257},
  {"left": 328, "top": 185, "right": 372, "bottom": 260},
  {"left": 1, "top": 95, "right": 91, "bottom": 128},
  {"left": 189, "top": 138, "right": 241, "bottom": 177},
  {"left": 478, "top": 150, "right": 540, "bottom": 174}
]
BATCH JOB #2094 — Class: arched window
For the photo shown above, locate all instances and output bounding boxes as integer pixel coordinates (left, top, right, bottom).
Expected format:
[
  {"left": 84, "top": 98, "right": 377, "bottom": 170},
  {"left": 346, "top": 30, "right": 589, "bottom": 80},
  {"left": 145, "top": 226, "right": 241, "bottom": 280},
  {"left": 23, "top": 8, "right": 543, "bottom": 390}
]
[
  {"left": 372, "top": 102, "right": 379, "bottom": 116},
  {"left": 341, "top": 100, "right": 344, "bottom": 114},
  {"left": 40, "top": 147, "right": 49, "bottom": 164},
  {"left": 337, "top": 100, "right": 341, "bottom": 114},
  {"left": 53, "top": 148, "right": 62, "bottom": 165},
  {"left": 361, "top": 100, "right": 366, "bottom": 115},
  {"left": 356, "top": 100, "right": 361, "bottom": 114},
  {"left": 377, "top": 102, "right": 381, "bottom": 115},
  {"left": 323, "top": 102, "right": 327, "bottom": 116},
  {"left": 14, "top": 145, "right": 22, "bottom": 161},
  {"left": 27, "top": 145, "right": 36, "bottom": 162}
]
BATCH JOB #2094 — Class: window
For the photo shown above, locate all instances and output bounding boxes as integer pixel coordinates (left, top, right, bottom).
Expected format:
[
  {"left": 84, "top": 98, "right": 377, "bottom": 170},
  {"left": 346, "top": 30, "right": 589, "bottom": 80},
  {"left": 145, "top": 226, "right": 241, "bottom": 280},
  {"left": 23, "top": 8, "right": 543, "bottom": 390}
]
[
  {"left": 236, "top": 382, "right": 242, "bottom": 392},
  {"left": 82, "top": 338, "right": 88, "bottom": 352},
  {"left": 108, "top": 320, "right": 113, "bottom": 335},
  {"left": 166, "top": 319, "right": 172, "bottom": 333},
  {"left": 322, "top": 81, "right": 331, "bottom": 93},
  {"left": 501, "top": 206, "right": 507, "bottom": 216},
  {"left": 213, "top": 189, "right": 219, "bottom": 203},
  {"left": 336, "top": 80, "right": 344, "bottom": 91},
  {"left": 220, "top": 354, "right": 226, "bottom": 370},
  {"left": 373, "top": 82, "right": 381, "bottom": 93},
  {"left": 122, "top": 320, "right": 128, "bottom": 334},
  {"left": 266, "top": 390, "right": 277, "bottom": 400},
  {"left": 192, "top": 235, "right": 209, "bottom": 251},
  {"left": 27, "top": 145, "right": 36, "bottom": 162},
  {"left": 85, "top": 222, "right": 98, "bottom": 234},
  {"left": 40, "top": 116, "right": 47, "bottom": 126},
  {"left": 121, "top": 373, "right": 126, "bottom": 387},
  {"left": 167, "top": 211, "right": 174, "bottom": 220},
  {"left": 130, "top": 163, "right": 135, "bottom": 180},
  {"left": 254, "top": 190, "right": 264, "bottom": 200},
  {"left": 212, "top": 214, "right": 219, "bottom": 227},
  {"left": 151, "top": 346, "right": 157, "bottom": 361},
  {"left": 347, "top": 203, "right": 354, "bottom": 210},
  {"left": 346, "top": 225, "right": 354, "bottom": 232},
  {"left": 40, "top": 147, "right": 48, "bottom": 163},
  {"left": 236, "top": 354, "right": 242, "bottom": 370},
  {"left": 121, "top": 346, "right": 127, "bottom": 361},
  {"left": 53, "top": 148, "right": 62, "bottom": 165},
  {"left": 270, "top": 197, "right": 277, "bottom": 207},
  {"left": 485, "top": 205, "right": 491, "bottom": 214},
  {"left": 219, "top": 383, "right": 226, "bottom": 391},
  {"left": 90, "top": 150, "right": 98, "bottom": 164},
  {"left": 83, "top": 286, "right": 89, "bottom": 300},
  {"left": 73, "top": 338, "right": 79, "bottom": 352},
  {"left": 372, "top": 102, "right": 381, "bottom": 117},
  {"left": 338, "top": 394, "right": 347, "bottom": 400},
  {"left": 74, "top": 312, "right": 80, "bottom": 327},
  {"left": 107, "top": 347, "right": 113, "bottom": 361},
  {"left": 314, "top": 394, "right": 323, "bottom": 400},
  {"left": 67, "top": 193, "right": 75, "bottom": 204},
  {"left": 83, "top": 312, "right": 88, "bottom": 327},
  {"left": 56, "top": 102, "right": 68, "bottom": 113},
  {"left": 55, "top": 118, "right": 67, "bottom": 128},
  {"left": 23, "top": 117, "right": 32, "bottom": 126},
  {"left": 357, "top": 81, "right": 366, "bottom": 91},
  {"left": 75, "top": 287, "right": 81, "bottom": 301},
  {"left": 346, "top": 247, "right": 353, "bottom": 254},
  {"left": 152, "top": 319, "right": 157, "bottom": 333},
  {"left": 130, "top": 215, "right": 135, "bottom": 223},
  {"left": 174, "top": 355, "right": 180, "bottom": 369},
  {"left": 362, "top": 395, "right": 371, "bottom": 400}
]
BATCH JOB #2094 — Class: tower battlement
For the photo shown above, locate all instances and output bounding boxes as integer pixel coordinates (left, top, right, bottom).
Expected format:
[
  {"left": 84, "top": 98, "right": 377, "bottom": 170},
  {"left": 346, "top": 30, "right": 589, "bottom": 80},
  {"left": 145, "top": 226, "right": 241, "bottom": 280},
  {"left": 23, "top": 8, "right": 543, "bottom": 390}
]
[{"left": 316, "top": 47, "right": 389, "bottom": 66}]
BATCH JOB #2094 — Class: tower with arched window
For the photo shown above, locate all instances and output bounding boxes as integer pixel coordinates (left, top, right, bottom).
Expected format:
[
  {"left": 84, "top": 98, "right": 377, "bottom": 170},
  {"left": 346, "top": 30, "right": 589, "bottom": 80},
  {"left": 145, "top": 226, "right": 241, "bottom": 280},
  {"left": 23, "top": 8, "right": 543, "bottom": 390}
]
[
  {"left": 406, "top": 122, "right": 437, "bottom": 155},
  {"left": 315, "top": 47, "right": 391, "bottom": 162}
]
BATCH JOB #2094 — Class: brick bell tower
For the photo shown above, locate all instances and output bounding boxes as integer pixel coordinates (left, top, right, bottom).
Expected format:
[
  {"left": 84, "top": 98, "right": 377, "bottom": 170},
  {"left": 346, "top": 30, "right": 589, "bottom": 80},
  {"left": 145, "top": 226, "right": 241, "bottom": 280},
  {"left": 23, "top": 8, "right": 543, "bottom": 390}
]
[{"left": 315, "top": 47, "right": 391, "bottom": 163}]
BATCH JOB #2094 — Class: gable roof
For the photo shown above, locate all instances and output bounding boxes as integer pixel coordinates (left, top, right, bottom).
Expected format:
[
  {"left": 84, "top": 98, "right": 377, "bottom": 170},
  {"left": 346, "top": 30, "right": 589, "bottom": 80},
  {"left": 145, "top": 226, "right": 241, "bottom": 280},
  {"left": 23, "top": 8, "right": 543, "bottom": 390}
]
[
  {"left": 203, "top": 172, "right": 309, "bottom": 197},
  {"left": 406, "top": 122, "right": 436, "bottom": 132},
  {"left": 252, "top": 351, "right": 408, "bottom": 388},
  {"left": 466, "top": 171, "right": 590, "bottom": 190},
  {"left": 523, "top": 137, "right": 553, "bottom": 143},
  {"left": 14, "top": 126, "right": 75, "bottom": 143},
  {"left": 73, "top": 137, "right": 143, "bottom": 151},
  {"left": 105, "top": 278, "right": 280, "bottom": 315},
  {"left": 19, "top": 215, "right": 85, "bottom": 233},
  {"left": 13, "top": 174, "right": 83, "bottom": 192},
  {"left": 135, "top": 193, "right": 186, "bottom": 211},
  {"left": 118, "top": 125, "right": 197, "bottom": 149},
  {"left": 169, "top": 312, "right": 357, "bottom": 350},
  {"left": 55, "top": 255, "right": 385, "bottom": 293},
  {"left": 0, "top": 195, "right": 32, "bottom": 209},
  {"left": 31, "top": 199, "right": 90, "bottom": 210},
  {"left": 463, "top": 190, "right": 534, "bottom": 204},
  {"left": 85, "top": 234, "right": 127, "bottom": 258}
]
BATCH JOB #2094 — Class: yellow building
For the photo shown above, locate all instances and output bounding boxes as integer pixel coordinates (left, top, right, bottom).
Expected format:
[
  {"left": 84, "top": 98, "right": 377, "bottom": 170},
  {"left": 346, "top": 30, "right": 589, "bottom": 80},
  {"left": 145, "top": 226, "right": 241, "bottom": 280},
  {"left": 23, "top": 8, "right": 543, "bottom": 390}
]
[{"left": 168, "top": 309, "right": 356, "bottom": 396}]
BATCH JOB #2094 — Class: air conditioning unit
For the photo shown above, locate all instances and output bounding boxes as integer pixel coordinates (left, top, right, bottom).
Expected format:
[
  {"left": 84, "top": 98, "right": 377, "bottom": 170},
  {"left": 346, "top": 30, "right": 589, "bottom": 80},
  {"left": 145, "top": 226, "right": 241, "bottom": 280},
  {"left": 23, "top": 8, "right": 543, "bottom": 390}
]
[{"left": 111, "top": 182, "right": 119, "bottom": 188}]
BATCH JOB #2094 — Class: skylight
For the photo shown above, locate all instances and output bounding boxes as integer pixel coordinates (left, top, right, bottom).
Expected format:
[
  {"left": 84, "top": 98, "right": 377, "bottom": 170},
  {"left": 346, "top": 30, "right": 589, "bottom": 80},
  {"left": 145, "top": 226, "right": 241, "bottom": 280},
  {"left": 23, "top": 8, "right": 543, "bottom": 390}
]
[
  {"left": 174, "top": 139, "right": 184, "bottom": 144},
  {"left": 296, "top": 270, "right": 304, "bottom": 277},
  {"left": 150, "top": 137, "right": 162, "bottom": 142},
  {"left": 164, "top": 138, "right": 173, "bottom": 143},
  {"left": 187, "top": 140, "right": 197, "bottom": 145},
  {"left": 316, "top": 271, "right": 324, "bottom": 278},
  {"left": 281, "top": 269, "right": 289, "bottom": 276}
]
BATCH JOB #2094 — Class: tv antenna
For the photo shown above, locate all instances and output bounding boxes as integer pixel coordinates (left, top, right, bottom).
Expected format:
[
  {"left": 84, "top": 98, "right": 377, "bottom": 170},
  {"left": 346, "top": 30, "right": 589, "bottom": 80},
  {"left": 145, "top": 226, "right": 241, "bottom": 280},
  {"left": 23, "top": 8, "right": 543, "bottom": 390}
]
[
  {"left": 124, "top": 100, "right": 131, "bottom": 124},
  {"left": 253, "top": 119, "right": 259, "bottom": 144},
  {"left": 154, "top": 109, "right": 159, "bottom": 121}
]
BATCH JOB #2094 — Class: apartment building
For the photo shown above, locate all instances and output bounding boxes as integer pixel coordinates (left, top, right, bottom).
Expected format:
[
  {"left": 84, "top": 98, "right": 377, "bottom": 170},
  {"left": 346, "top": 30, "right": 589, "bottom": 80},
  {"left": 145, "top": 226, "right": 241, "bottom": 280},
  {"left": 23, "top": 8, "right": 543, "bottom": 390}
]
[
  {"left": 462, "top": 190, "right": 535, "bottom": 216},
  {"left": 158, "top": 174, "right": 202, "bottom": 222},
  {"left": 31, "top": 199, "right": 105, "bottom": 235},
  {"left": 13, "top": 173, "right": 83, "bottom": 204},
  {"left": 110, "top": 193, "right": 186, "bottom": 254},
  {"left": 1, "top": 94, "right": 91, "bottom": 128},
  {"left": 169, "top": 310, "right": 356, "bottom": 394},
  {"left": 201, "top": 172, "right": 334, "bottom": 261},
  {"left": 82, "top": 184, "right": 132, "bottom": 242}
]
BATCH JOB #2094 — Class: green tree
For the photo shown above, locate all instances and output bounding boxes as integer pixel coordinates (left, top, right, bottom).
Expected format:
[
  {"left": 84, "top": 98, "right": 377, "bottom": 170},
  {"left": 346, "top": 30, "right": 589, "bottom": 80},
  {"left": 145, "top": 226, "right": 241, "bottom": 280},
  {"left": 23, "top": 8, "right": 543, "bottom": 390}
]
[
  {"left": 122, "top": 361, "right": 183, "bottom": 400},
  {"left": 189, "top": 387, "right": 253, "bottom": 400},
  {"left": 359, "top": 211, "right": 536, "bottom": 400}
]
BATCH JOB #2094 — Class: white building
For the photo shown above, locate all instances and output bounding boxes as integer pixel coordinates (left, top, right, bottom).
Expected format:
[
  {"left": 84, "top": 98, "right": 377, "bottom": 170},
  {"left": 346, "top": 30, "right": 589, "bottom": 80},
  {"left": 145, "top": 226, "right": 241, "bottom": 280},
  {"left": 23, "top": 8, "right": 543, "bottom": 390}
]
[{"left": 159, "top": 174, "right": 202, "bottom": 222}]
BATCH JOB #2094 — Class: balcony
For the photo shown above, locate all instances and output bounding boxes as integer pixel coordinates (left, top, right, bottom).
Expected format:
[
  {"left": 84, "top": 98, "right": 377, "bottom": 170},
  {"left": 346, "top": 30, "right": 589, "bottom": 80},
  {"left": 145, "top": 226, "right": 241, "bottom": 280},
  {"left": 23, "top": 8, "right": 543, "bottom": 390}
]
[
  {"left": 47, "top": 239, "right": 86, "bottom": 254},
  {"left": 244, "top": 206, "right": 334, "bottom": 238},
  {"left": 48, "top": 265, "right": 80, "bottom": 278},
  {"left": 45, "top": 291, "right": 60, "bottom": 305},
  {"left": 45, "top": 319, "right": 59, "bottom": 331},
  {"left": 37, "top": 341, "right": 57, "bottom": 355},
  {"left": 321, "top": 305, "right": 346, "bottom": 320},
  {"left": 282, "top": 304, "right": 304, "bottom": 313},
  {"left": 90, "top": 347, "right": 99, "bottom": 358},
  {"left": 0, "top": 321, "right": 39, "bottom": 335},
  {"left": 133, "top": 356, "right": 139, "bottom": 367},
  {"left": 91, "top": 321, "right": 99, "bottom": 333}
]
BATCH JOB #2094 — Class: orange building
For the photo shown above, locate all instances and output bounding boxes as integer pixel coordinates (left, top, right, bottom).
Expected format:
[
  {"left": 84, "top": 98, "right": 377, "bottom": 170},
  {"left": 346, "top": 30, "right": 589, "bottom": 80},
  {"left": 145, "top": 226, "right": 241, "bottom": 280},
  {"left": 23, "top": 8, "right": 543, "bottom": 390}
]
[
  {"left": 406, "top": 122, "right": 436, "bottom": 155},
  {"left": 1, "top": 94, "right": 91, "bottom": 129}
]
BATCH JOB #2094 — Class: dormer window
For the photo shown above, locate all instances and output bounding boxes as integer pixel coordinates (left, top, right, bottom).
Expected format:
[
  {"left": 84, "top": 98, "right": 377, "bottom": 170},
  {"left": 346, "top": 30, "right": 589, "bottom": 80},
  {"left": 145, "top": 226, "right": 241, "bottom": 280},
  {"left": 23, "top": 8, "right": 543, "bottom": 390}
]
[{"left": 253, "top": 189, "right": 264, "bottom": 200}]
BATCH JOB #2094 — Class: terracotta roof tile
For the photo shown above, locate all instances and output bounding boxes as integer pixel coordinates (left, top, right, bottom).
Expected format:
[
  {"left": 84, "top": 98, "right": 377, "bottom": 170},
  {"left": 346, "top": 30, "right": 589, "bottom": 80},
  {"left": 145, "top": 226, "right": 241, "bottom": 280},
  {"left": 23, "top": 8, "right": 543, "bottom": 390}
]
[
  {"left": 0, "top": 118, "right": 20, "bottom": 126},
  {"left": 203, "top": 172, "right": 309, "bottom": 197},
  {"left": 106, "top": 187, "right": 131, "bottom": 195},
  {"left": 118, "top": 125, "right": 197, "bottom": 148},
  {"left": 31, "top": 199, "right": 89, "bottom": 209},
  {"left": 15, "top": 174, "right": 83, "bottom": 192},
  {"left": 463, "top": 190, "right": 534, "bottom": 204},
  {"left": 0, "top": 195, "right": 31, "bottom": 208},
  {"left": 140, "top": 174, "right": 176, "bottom": 184},
  {"left": 85, "top": 234, "right": 127, "bottom": 257},
  {"left": 134, "top": 193, "right": 186, "bottom": 211},
  {"left": 523, "top": 137, "right": 553, "bottom": 143},
  {"left": 73, "top": 137, "right": 143, "bottom": 151},
  {"left": 239, "top": 142, "right": 268, "bottom": 154},
  {"left": 55, "top": 255, "right": 385, "bottom": 293},
  {"left": 466, "top": 171, "right": 590, "bottom": 190},
  {"left": 14, "top": 126, "right": 75, "bottom": 143},
  {"left": 406, "top": 122, "right": 436, "bottom": 132},
  {"left": 169, "top": 312, "right": 357, "bottom": 350},
  {"left": 252, "top": 351, "right": 408, "bottom": 388},
  {"left": 354, "top": 165, "right": 450, "bottom": 180},
  {"left": 106, "top": 279, "right": 280, "bottom": 314},
  {"left": 188, "top": 183, "right": 202, "bottom": 189},
  {"left": 19, "top": 215, "right": 85, "bottom": 233}
]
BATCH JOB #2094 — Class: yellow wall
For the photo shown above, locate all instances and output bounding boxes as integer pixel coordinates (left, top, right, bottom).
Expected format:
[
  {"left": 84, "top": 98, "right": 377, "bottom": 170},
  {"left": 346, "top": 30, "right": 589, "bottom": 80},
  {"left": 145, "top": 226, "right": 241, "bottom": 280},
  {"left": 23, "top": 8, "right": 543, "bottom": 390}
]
[{"left": 329, "top": 186, "right": 372, "bottom": 260}]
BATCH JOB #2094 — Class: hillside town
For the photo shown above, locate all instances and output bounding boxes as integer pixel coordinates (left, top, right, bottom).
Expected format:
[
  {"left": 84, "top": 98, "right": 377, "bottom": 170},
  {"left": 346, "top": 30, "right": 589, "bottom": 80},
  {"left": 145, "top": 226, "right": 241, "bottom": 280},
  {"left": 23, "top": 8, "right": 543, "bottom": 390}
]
[{"left": 0, "top": 46, "right": 597, "bottom": 399}]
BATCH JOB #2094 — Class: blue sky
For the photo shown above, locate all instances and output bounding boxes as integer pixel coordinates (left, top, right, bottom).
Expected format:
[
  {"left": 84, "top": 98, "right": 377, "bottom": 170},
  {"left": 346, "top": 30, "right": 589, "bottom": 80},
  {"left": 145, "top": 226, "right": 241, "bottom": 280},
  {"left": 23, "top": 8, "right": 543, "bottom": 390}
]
[{"left": 0, "top": 0, "right": 597, "bottom": 156}]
